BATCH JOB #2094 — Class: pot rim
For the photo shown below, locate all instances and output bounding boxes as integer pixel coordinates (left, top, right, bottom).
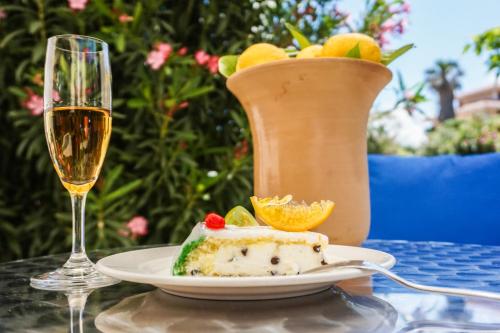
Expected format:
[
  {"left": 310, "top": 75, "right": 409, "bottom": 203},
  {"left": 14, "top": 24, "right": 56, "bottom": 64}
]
[{"left": 227, "top": 57, "right": 392, "bottom": 86}]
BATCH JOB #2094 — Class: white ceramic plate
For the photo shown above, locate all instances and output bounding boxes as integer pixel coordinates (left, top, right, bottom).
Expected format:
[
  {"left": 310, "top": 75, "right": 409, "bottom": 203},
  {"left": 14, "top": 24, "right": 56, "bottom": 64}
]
[{"left": 96, "top": 245, "right": 395, "bottom": 300}]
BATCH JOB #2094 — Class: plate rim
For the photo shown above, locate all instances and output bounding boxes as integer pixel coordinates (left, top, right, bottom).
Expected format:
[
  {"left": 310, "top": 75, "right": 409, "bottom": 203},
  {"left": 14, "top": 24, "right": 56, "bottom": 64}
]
[{"left": 96, "top": 245, "right": 396, "bottom": 288}]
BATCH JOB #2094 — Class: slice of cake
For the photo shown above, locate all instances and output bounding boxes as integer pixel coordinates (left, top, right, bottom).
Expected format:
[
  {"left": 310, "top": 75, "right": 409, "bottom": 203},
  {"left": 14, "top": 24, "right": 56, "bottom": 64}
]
[{"left": 172, "top": 222, "right": 329, "bottom": 276}]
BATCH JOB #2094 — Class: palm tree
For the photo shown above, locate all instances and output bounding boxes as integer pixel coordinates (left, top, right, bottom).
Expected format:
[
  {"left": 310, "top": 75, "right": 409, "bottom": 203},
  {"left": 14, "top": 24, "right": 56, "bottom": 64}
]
[{"left": 425, "top": 60, "right": 464, "bottom": 122}]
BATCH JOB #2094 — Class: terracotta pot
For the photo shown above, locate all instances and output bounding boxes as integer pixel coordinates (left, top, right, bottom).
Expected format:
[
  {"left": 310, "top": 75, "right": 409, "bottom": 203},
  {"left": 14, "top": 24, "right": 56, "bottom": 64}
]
[{"left": 227, "top": 58, "right": 392, "bottom": 245}]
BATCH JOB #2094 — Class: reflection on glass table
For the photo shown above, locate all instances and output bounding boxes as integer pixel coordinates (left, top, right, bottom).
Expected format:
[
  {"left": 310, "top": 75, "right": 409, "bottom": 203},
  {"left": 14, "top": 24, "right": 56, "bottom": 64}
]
[
  {"left": 377, "top": 293, "right": 500, "bottom": 332},
  {"left": 95, "top": 287, "right": 397, "bottom": 332}
]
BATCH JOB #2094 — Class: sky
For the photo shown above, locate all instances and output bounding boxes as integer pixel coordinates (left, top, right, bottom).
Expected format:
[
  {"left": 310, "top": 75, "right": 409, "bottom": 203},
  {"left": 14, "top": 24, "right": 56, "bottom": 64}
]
[{"left": 340, "top": 0, "right": 499, "bottom": 146}]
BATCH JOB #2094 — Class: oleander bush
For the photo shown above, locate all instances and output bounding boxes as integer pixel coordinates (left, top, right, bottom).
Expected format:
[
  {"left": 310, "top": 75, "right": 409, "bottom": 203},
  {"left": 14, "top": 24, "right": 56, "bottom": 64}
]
[
  {"left": 0, "top": 0, "right": 414, "bottom": 261},
  {"left": 423, "top": 115, "right": 500, "bottom": 155}
]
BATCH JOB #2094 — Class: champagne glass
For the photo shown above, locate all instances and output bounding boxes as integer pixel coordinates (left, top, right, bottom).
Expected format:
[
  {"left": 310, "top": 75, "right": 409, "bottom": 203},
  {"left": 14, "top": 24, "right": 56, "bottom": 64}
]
[{"left": 31, "top": 35, "right": 119, "bottom": 290}]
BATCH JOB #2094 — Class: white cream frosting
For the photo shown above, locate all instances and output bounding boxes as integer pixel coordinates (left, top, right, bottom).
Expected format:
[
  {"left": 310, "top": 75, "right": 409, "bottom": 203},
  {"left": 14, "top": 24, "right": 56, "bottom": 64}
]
[{"left": 191, "top": 222, "right": 329, "bottom": 244}]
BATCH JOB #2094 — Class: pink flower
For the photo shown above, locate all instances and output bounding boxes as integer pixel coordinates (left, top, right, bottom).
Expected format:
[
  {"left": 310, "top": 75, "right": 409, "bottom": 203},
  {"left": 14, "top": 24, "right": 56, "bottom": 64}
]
[
  {"left": 156, "top": 42, "right": 173, "bottom": 56},
  {"left": 178, "top": 101, "right": 189, "bottom": 109},
  {"left": 401, "top": 2, "right": 411, "bottom": 13},
  {"left": 194, "top": 50, "right": 210, "bottom": 66},
  {"left": 394, "top": 18, "right": 408, "bottom": 34},
  {"left": 146, "top": 43, "right": 173, "bottom": 70},
  {"left": 52, "top": 90, "right": 61, "bottom": 102},
  {"left": 381, "top": 20, "right": 396, "bottom": 33},
  {"left": 23, "top": 92, "right": 44, "bottom": 116},
  {"left": 119, "top": 14, "right": 133, "bottom": 23},
  {"left": 207, "top": 56, "right": 219, "bottom": 74},
  {"left": 146, "top": 50, "right": 166, "bottom": 70},
  {"left": 177, "top": 47, "right": 188, "bottom": 56},
  {"left": 404, "top": 90, "right": 415, "bottom": 100},
  {"left": 389, "top": 5, "right": 401, "bottom": 14},
  {"left": 0, "top": 9, "right": 7, "bottom": 20},
  {"left": 194, "top": 51, "right": 220, "bottom": 74},
  {"left": 390, "top": 2, "right": 411, "bottom": 14},
  {"left": 378, "top": 33, "right": 390, "bottom": 48},
  {"left": 68, "top": 0, "right": 88, "bottom": 11},
  {"left": 332, "top": 5, "right": 349, "bottom": 19},
  {"left": 126, "top": 216, "right": 148, "bottom": 238}
]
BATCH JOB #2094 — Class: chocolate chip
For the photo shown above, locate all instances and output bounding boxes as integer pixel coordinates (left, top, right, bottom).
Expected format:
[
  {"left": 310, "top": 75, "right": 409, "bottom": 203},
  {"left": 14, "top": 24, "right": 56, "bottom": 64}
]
[
  {"left": 313, "top": 245, "right": 321, "bottom": 253},
  {"left": 271, "top": 256, "right": 280, "bottom": 265},
  {"left": 190, "top": 269, "right": 200, "bottom": 275},
  {"left": 241, "top": 248, "right": 248, "bottom": 256},
  {"left": 321, "top": 259, "right": 328, "bottom": 265},
  {"left": 270, "top": 271, "right": 277, "bottom": 276}
]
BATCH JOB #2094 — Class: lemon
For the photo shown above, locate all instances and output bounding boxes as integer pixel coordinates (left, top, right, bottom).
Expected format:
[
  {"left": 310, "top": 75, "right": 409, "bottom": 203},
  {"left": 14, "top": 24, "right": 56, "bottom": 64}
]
[
  {"left": 225, "top": 206, "right": 259, "bottom": 227},
  {"left": 321, "top": 33, "right": 381, "bottom": 63},
  {"left": 297, "top": 44, "right": 323, "bottom": 58},
  {"left": 250, "top": 195, "right": 335, "bottom": 232},
  {"left": 236, "top": 43, "right": 289, "bottom": 71}
]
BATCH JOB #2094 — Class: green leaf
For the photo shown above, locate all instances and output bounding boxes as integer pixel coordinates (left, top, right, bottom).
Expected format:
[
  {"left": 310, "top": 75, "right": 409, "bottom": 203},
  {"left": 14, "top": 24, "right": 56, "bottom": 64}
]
[
  {"left": 284, "top": 22, "right": 311, "bottom": 50},
  {"left": 112, "top": 98, "right": 125, "bottom": 108},
  {"left": 116, "top": 34, "right": 126, "bottom": 53},
  {"left": 29, "top": 21, "right": 42, "bottom": 34},
  {"left": 0, "top": 29, "right": 25, "bottom": 48},
  {"left": 127, "top": 98, "right": 148, "bottom": 109},
  {"left": 8, "top": 86, "right": 27, "bottom": 98},
  {"left": 181, "top": 85, "right": 214, "bottom": 99},
  {"left": 346, "top": 43, "right": 361, "bottom": 59},
  {"left": 414, "top": 81, "right": 426, "bottom": 96},
  {"left": 218, "top": 55, "right": 238, "bottom": 78},
  {"left": 59, "top": 54, "right": 69, "bottom": 75},
  {"left": 15, "top": 60, "right": 30, "bottom": 82},
  {"left": 31, "top": 44, "right": 45, "bottom": 63},
  {"left": 103, "top": 179, "right": 142, "bottom": 204},
  {"left": 132, "top": 2, "right": 143, "bottom": 30},
  {"left": 397, "top": 71, "right": 405, "bottom": 90},
  {"left": 102, "top": 165, "right": 124, "bottom": 194},
  {"left": 381, "top": 43, "right": 415, "bottom": 65},
  {"left": 165, "top": 98, "right": 177, "bottom": 108},
  {"left": 92, "top": 0, "right": 114, "bottom": 18}
]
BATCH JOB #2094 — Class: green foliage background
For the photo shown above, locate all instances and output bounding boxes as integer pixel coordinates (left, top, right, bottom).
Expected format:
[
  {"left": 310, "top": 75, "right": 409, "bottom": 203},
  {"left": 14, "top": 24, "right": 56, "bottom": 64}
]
[
  {"left": 0, "top": 0, "right": 360, "bottom": 261},
  {"left": 0, "top": 0, "right": 497, "bottom": 262}
]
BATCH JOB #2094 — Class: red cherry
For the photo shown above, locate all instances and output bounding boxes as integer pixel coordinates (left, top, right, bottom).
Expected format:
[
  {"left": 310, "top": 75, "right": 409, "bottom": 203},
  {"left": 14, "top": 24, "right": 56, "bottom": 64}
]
[{"left": 204, "top": 213, "right": 225, "bottom": 229}]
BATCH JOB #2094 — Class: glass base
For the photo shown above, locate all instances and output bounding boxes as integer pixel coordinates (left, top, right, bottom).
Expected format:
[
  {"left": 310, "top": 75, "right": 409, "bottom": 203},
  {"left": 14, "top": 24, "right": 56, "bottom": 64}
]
[{"left": 30, "top": 253, "right": 120, "bottom": 291}]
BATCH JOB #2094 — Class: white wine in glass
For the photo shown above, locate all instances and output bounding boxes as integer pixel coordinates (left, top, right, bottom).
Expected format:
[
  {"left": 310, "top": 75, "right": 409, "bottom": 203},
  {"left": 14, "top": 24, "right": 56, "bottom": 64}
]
[
  {"left": 45, "top": 106, "right": 112, "bottom": 194},
  {"left": 31, "top": 35, "right": 119, "bottom": 290}
]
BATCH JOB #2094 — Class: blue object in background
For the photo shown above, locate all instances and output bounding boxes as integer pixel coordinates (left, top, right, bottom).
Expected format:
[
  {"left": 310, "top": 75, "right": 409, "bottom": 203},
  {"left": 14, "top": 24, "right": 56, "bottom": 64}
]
[{"left": 368, "top": 153, "right": 500, "bottom": 245}]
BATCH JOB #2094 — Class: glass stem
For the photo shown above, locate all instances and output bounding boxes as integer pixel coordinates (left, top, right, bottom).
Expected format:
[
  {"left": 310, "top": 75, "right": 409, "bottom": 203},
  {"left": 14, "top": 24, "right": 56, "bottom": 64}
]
[{"left": 70, "top": 192, "right": 88, "bottom": 260}]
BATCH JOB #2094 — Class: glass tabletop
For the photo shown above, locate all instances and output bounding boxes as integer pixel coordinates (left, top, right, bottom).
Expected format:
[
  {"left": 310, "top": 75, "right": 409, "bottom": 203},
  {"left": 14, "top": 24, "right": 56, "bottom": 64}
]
[{"left": 0, "top": 240, "right": 499, "bottom": 332}]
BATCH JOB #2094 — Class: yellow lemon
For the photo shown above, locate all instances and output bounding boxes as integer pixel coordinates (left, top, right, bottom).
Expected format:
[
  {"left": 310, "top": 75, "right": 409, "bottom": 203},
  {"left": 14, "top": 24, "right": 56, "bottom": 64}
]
[
  {"left": 296, "top": 44, "right": 323, "bottom": 58},
  {"left": 321, "top": 33, "right": 381, "bottom": 63},
  {"left": 250, "top": 195, "right": 335, "bottom": 232},
  {"left": 236, "top": 43, "right": 289, "bottom": 71}
]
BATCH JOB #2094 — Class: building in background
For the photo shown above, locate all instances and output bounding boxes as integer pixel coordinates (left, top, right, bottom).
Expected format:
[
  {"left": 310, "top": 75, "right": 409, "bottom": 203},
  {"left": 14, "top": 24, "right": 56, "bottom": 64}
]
[{"left": 456, "top": 84, "right": 500, "bottom": 118}]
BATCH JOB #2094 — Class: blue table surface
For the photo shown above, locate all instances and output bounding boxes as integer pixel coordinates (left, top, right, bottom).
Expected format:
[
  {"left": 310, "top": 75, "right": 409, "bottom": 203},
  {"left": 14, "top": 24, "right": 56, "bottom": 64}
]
[
  {"left": 364, "top": 240, "right": 500, "bottom": 293},
  {"left": 0, "top": 240, "right": 499, "bottom": 332}
]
